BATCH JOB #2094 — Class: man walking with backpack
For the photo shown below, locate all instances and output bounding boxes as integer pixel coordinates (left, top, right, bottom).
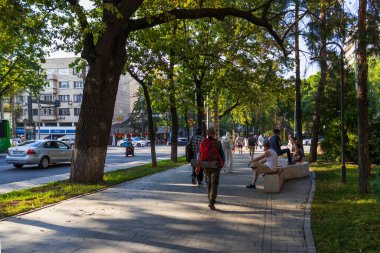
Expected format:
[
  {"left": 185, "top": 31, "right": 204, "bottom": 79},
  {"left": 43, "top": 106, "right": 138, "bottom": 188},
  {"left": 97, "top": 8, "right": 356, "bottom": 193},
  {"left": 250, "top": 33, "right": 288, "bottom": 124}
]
[
  {"left": 199, "top": 127, "right": 225, "bottom": 210},
  {"left": 248, "top": 134, "right": 258, "bottom": 160}
]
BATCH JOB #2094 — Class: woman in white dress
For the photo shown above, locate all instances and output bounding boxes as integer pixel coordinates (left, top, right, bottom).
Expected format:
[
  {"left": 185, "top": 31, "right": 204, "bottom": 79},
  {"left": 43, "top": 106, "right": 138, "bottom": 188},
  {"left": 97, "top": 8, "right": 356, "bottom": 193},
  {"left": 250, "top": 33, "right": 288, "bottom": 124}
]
[{"left": 222, "top": 132, "right": 234, "bottom": 173}]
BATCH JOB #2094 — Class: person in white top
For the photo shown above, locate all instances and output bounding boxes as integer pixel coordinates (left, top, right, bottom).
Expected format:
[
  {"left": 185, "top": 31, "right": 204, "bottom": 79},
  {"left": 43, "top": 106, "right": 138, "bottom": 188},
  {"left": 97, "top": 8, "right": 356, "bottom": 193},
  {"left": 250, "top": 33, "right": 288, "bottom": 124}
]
[{"left": 246, "top": 142, "right": 281, "bottom": 189}]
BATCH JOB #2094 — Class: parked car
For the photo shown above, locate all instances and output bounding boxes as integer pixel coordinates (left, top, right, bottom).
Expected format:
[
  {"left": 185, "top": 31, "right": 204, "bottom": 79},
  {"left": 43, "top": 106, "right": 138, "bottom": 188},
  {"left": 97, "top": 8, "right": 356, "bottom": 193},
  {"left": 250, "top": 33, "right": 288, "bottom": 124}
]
[
  {"left": 118, "top": 137, "right": 150, "bottom": 147},
  {"left": 57, "top": 136, "right": 75, "bottom": 147},
  {"left": 303, "top": 138, "right": 311, "bottom": 145},
  {"left": 10, "top": 138, "right": 21, "bottom": 146},
  {"left": 6, "top": 140, "right": 72, "bottom": 169},
  {"left": 167, "top": 137, "right": 188, "bottom": 146}
]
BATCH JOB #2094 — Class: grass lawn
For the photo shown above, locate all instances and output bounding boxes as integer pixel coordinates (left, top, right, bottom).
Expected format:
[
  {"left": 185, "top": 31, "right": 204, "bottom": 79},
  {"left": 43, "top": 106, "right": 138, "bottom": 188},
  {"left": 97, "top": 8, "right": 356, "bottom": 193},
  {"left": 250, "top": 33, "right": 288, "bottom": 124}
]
[
  {"left": 0, "top": 157, "right": 186, "bottom": 219},
  {"left": 311, "top": 162, "right": 380, "bottom": 253}
]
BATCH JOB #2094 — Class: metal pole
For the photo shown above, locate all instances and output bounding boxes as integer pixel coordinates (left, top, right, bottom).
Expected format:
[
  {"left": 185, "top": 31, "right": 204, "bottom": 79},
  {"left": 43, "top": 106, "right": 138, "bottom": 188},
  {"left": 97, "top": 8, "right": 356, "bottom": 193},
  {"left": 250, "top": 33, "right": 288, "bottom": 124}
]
[
  {"left": 340, "top": 49, "right": 346, "bottom": 183},
  {"left": 38, "top": 96, "right": 41, "bottom": 140}
]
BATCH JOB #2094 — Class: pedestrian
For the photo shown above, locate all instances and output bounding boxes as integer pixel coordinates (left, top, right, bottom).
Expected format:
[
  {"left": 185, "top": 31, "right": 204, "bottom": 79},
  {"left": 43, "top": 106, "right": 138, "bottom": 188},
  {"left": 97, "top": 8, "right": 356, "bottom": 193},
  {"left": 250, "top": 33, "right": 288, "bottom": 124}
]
[
  {"left": 287, "top": 134, "right": 296, "bottom": 152},
  {"left": 189, "top": 128, "right": 204, "bottom": 185},
  {"left": 269, "top": 128, "right": 293, "bottom": 165},
  {"left": 199, "top": 127, "right": 225, "bottom": 210},
  {"left": 221, "top": 132, "right": 234, "bottom": 173},
  {"left": 236, "top": 135, "right": 244, "bottom": 153},
  {"left": 248, "top": 134, "right": 258, "bottom": 160},
  {"left": 258, "top": 134, "right": 264, "bottom": 150},
  {"left": 244, "top": 136, "right": 249, "bottom": 152},
  {"left": 292, "top": 143, "right": 305, "bottom": 163},
  {"left": 246, "top": 142, "right": 281, "bottom": 189}
]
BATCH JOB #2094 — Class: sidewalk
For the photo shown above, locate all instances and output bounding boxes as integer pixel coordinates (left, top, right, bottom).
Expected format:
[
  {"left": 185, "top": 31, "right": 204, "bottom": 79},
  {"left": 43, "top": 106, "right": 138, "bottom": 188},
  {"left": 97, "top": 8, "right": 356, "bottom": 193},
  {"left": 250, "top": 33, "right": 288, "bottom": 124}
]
[{"left": 0, "top": 153, "right": 313, "bottom": 253}]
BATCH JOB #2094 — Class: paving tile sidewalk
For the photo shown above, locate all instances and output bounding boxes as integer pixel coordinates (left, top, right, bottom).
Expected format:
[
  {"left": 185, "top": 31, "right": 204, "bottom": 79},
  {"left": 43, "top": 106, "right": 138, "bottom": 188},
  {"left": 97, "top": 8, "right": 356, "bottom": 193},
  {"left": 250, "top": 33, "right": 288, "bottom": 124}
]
[{"left": 0, "top": 153, "right": 312, "bottom": 253}]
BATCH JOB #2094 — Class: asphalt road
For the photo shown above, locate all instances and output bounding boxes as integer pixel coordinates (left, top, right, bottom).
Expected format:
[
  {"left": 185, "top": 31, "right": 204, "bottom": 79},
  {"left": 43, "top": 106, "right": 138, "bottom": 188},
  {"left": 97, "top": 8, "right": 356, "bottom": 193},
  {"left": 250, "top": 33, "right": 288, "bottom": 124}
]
[{"left": 0, "top": 145, "right": 185, "bottom": 185}]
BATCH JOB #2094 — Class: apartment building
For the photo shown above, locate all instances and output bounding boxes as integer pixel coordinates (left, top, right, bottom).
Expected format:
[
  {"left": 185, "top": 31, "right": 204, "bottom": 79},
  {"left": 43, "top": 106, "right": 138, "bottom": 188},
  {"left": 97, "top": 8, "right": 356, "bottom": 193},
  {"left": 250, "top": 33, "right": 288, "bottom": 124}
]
[{"left": 17, "top": 57, "right": 139, "bottom": 129}]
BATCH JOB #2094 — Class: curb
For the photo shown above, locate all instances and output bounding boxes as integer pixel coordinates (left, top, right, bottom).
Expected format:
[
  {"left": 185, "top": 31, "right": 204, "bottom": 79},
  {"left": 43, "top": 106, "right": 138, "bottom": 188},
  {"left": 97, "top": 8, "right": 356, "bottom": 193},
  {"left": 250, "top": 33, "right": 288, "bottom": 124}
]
[{"left": 304, "top": 171, "right": 316, "bottom": 253}]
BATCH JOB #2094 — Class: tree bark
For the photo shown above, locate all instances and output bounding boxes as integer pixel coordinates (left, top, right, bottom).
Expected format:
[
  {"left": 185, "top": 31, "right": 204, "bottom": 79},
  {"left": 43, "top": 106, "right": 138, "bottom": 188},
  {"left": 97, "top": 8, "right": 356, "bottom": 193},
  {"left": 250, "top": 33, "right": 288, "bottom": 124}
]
[
  {"left": 357, "top": 0, "right": 371, "bottom": 194},
  {"left": 309, "top": 2, "right": 327, "bottom": 163},
  {"left": 213, "top": 91, "right": 220, "bottom": 137},
  {"left": 195, "top": 78, "right": 206, "bottom": 136},
  {"left": 142, "top": 82, "right": 157, "bottom": 167},
  {"left": 294, "top": 0, "right": 303, "bottom": 145},
  {"left": 70, "top": 35, "right": 127, "bottom": 183},
  {"left": 169, "top": 57, "right": 178, "bottom": 162}
]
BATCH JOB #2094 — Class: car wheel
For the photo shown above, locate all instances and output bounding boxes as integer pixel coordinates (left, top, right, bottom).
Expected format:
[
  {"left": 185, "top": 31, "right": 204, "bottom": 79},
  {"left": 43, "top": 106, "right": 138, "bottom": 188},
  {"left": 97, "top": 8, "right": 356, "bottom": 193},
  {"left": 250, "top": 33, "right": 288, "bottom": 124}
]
[
  {"left": 13, "top": 164, "right": 23, "bottom": 169},
  {"left": 39, "top": 156, "right": 50, "bottom": 169},
  {"left": 137, "top": 143, "right": 141, "bottom": 147}
]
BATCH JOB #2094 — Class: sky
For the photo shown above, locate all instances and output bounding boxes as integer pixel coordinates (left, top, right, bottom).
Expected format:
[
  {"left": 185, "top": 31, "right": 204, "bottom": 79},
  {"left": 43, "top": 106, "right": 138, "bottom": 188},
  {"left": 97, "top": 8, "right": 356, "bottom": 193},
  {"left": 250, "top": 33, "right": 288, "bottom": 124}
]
[{"left": 48, "top": 1, "right": 358, "bottom": 79}]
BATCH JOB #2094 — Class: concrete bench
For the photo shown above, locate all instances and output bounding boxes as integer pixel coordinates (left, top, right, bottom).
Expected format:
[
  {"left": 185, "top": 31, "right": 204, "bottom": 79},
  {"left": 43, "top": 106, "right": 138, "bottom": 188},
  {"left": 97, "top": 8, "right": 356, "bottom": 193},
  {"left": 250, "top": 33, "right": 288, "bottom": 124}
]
[
  {"left": 263, "top": 168, "right": 285, "bottom": 193},
  {"left": 283, "top": 162, "right": 310, "bottom": 180},
  {"left": 263, "top": 162, "right": 309, "bottom": 193}
]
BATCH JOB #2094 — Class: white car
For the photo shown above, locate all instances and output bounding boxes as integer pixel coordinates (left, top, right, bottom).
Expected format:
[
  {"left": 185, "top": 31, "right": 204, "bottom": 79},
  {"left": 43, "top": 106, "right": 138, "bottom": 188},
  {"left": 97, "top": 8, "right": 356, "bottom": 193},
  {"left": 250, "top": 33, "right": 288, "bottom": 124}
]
[
  {"left": 118, "top": 137, "right": 150, "bottom": 147},
  {"left": 57, "top": 137, "right": 75, "bottom": 147}
]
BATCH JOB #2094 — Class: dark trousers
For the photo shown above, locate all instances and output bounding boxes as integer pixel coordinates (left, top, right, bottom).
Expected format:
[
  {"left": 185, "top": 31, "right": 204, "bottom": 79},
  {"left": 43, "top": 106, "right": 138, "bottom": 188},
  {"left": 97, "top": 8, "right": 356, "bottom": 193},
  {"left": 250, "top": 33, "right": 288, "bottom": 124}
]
[
  {"left": 204, "top": 168, "right": 221, "bottom": 205},
  {"left": 277, "top": 148, "right": 292, "bottom": 164},
  {"left": 192, "top": 167, "right": 204, "bottom": 182}
]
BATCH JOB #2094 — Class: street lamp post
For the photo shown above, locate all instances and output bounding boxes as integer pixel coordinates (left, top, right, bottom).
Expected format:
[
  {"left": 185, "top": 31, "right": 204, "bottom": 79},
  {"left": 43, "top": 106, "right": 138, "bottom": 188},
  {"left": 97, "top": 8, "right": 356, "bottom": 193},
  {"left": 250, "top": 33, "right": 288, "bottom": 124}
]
[{"left": 319, "top": 42, "right": 346, "bottom": 183}]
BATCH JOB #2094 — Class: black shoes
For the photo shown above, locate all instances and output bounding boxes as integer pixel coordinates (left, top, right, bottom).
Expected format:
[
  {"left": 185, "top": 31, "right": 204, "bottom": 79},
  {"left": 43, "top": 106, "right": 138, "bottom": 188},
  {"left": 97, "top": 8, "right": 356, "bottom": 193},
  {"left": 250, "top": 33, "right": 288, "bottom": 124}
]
[
  {"left": 191, "top": 177, "right": 196, "bottom": 185},
  {"left": 198, "top": 181, "right": 204, "bottom": 186},
  {"left": 208, "top": 204, "right": 216, "bottom": 210},
  {"left": 246, "top": 184, "right": 256, "bottom": 189}
]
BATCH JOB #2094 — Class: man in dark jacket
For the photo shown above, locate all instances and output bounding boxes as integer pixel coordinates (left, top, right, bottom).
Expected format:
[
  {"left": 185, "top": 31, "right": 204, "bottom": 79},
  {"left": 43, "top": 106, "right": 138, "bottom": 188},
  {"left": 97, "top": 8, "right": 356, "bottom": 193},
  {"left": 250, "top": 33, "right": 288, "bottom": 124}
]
[
  {"left": 269, "top": 128, "right": 293, "bottom": 165},
  {"left": 189, "top": 128, "right": 204, "bottom": 185}
]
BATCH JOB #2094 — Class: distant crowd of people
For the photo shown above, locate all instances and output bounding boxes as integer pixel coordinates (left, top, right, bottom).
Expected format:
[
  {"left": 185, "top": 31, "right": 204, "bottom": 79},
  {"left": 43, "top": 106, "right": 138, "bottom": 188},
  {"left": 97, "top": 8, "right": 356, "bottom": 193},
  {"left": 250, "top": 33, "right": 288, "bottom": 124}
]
[{"left": 187, "top": 128, "right": 304, "bottom": 210}]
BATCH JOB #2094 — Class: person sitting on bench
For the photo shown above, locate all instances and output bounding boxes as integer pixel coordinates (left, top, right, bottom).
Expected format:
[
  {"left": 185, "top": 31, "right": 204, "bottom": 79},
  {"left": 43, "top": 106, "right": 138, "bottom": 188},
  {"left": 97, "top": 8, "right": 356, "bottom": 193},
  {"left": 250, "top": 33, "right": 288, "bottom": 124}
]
[
  {"left": 269, "top": 128, "right": 294, "bottom": 165},
  {"left": 246, "top": 142, "right": 279, "bottom": 189}
]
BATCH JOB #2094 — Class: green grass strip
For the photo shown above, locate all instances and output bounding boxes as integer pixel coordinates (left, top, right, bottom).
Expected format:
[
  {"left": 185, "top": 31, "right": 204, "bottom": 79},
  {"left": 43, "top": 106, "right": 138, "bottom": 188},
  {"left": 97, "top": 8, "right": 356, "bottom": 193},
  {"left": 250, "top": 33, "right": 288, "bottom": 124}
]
[
  {"left": 311, "top": 162, "right": 380, "bottom": 253},
  {"left": 0, "top": 157, "right": 187, "bottom": 219}
]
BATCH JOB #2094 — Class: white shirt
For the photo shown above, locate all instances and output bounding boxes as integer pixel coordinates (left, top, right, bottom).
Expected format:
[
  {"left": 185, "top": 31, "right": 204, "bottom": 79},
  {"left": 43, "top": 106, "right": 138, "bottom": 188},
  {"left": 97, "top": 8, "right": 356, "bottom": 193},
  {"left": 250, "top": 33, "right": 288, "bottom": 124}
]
[{"left": 264, "top": 149, "right": 278, "bottom": 169}]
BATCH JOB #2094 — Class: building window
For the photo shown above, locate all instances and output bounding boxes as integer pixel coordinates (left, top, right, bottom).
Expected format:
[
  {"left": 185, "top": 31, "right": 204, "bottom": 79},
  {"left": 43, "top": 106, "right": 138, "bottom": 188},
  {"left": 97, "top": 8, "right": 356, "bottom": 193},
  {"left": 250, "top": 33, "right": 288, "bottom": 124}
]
[
  {"left": 44, "top": 123, "right": 57, "bottom": 127},
  {"left": 73, "top": 94, "right": 82, "bottom": 103},
  {"left": 74, "top": 81, "right": 83, "bottom": 88},
  {"left": 74, "top": 108, "right": 81, "bottom": 116},
  {"left": 46, "top": 68, "right": 56, "bottom": 75},
  {"left": 58, "top": 68, "right": 70, "bottom": 75},
  {"left": 73, "top": 68, "right": 83, "bottom": 76},
  {"left": 41, "top": 107, "right": 53, "bottom": 115},
  {"left": 58, "top": 95, "right": 70, "bottom": 102},
  {"left": 60, "top": 122, "right": 73, "bottom": 127},
  {"left": 40, "top": 94, "right": 54, "bottom": 101},
  {"left": 59, "top": 108, "right": 70, "bottom": 116},
  {"left": 59, "top": 81, "right": 70, "bottom": 89},
  {"left": 16, "top": 96, "right": 25, "bottom": 103}
]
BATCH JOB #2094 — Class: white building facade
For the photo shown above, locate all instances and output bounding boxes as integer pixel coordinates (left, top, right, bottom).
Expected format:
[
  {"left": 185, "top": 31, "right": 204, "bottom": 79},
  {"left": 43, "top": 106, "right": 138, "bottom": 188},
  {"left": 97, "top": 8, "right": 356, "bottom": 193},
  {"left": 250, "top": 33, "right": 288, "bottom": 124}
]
[{"left": 16, "top": 58, "right": 139, "bottom": 139}]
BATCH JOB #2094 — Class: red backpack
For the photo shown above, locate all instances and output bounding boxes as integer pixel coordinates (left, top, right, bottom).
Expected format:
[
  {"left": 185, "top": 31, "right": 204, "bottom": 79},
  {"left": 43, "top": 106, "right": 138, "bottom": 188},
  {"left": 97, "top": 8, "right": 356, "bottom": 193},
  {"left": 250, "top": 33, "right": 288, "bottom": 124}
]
[{"left": 199, "top": 138, "right": 224, "bottom": 168}]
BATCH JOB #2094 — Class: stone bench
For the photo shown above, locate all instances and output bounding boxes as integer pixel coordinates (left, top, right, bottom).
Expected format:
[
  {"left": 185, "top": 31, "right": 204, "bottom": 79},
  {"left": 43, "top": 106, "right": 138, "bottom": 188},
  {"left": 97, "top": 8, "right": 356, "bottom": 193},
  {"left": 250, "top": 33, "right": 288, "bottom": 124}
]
[
  {"left": 263, "top": 168, "right": 285, "bottom": 193},
  {"left": 263, "top": 162, "right": 310, "bottom": 193},
  {"left": 283, "top": 162, "right": 310, "bottom": 180}
]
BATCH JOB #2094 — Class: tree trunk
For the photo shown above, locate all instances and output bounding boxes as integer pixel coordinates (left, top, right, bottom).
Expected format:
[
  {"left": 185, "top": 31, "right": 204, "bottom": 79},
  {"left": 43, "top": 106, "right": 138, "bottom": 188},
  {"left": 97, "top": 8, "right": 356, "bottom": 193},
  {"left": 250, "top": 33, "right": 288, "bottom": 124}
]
[
  {"left": 295, "top": 0, "right": 303, "bottom": 145},
  {"left": 70, "top": 36, "right": 126, "bottom": 184},
  {"left": 309, "top": 2, "right": 327, "bottom": 163},
  {"left": 357, "top": 0, "right": 371, "bottom": 194},
  {"left": 169, "top": 59, "right": 178, "bottom": 162},
  {"left": 141, "top": 82, "right": 157, "bottom": 167},
  {"left": 196, "top": 79, "right": 206, "bottom": 136},
  {"left": 212, "top": 91, "right": 220, "bottom": 137}
]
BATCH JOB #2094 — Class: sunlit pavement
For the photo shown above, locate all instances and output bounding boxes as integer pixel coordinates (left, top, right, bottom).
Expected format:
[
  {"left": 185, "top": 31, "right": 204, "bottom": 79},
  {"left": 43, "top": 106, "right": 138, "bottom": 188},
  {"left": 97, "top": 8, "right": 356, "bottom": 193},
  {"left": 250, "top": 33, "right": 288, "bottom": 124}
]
[
  {"left": 0, "top": 145, "right": 185, "bottom": 194},
  {"left": 0, "top": 152, "right": 312, "bottom": 253}
]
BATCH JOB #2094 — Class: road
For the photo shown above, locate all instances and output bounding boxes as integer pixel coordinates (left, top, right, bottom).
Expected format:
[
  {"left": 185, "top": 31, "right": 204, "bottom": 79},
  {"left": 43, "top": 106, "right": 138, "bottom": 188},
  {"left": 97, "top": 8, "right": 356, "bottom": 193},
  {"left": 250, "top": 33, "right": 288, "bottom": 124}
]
[{"left": 0, "top": 145, "right": 185, "bottom": 186}]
